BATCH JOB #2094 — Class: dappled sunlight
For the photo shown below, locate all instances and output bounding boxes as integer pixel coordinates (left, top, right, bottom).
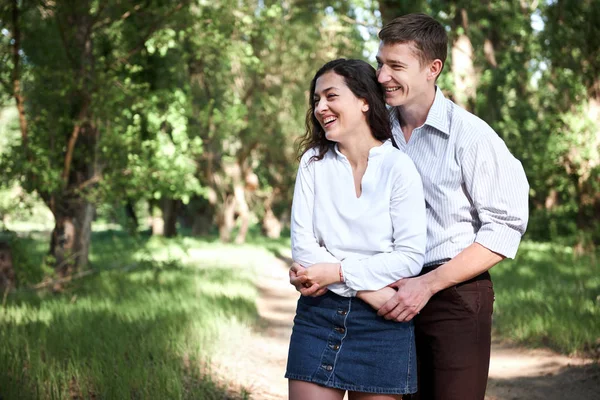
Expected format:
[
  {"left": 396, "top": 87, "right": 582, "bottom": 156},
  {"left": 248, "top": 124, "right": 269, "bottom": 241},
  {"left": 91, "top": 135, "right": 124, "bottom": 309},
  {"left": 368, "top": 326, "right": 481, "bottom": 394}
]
[{"left": 0, "top": 231, "right": 263, "bottom": 399}]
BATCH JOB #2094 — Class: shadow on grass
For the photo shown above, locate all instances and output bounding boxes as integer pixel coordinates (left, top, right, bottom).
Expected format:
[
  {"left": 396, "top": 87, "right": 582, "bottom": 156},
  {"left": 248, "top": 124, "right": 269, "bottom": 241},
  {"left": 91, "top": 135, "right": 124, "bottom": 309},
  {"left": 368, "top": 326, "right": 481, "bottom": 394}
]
[
  {"left": 1, "top": 257, "right": 257, "bottom": 399},
  {"left": 267, "top": 246, "right": 293, "bottom": 267},
  {"left": 491, "top": 242, "right": 600, "bottom": 355},
  {"left": 486, "top": 362, "right": 600, "bottom": 400}
]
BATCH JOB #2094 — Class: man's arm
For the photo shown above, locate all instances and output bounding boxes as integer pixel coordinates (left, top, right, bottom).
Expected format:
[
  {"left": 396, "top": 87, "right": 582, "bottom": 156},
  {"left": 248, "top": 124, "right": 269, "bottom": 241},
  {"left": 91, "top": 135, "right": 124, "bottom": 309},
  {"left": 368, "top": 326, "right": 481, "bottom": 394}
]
[
  {"left": 377, "top": 243, "right": 502, "bottom": 321},
  {"left": 378, "top": 131, "right": 529, "bottom": 321}
]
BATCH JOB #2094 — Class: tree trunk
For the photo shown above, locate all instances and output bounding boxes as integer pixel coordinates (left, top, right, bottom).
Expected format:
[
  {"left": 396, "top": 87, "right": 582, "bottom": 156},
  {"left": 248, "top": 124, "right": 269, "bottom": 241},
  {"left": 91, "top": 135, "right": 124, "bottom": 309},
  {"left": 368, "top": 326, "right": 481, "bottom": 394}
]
[
  {"left": 50, "top": 198, "right": 95, "bottom": 275},
  {"left": 218, "top": 195, "right": 236, "bottom": 242},
  {"left": 262, "top": 208, "right": 281, "bottom": 239},
  {"left": 124, "top": 200, "right": 139, "bottom": 231},
  {"left": 233, "top": 183, "right": 249, "bottom": 244},
  {"left": 213, "top": 161, "right": 251, "bottom": 243},
  {"left": 150, "top": 200, "right": 164, "bottom": 236},
  {"left": 452, "top": 9, "right": 477, "bottom": 111},
  {"left": 262, "top": 190, "right": 282, "bottom": 239},
  {"left": 0, "top": 240, "right": 15, "bottom": 290},
  {"left": 162, "top": 198, "right": 179, "bottom": 238},
  {"left": 190, "top": 197, "right": 214, "bottom": 236}
]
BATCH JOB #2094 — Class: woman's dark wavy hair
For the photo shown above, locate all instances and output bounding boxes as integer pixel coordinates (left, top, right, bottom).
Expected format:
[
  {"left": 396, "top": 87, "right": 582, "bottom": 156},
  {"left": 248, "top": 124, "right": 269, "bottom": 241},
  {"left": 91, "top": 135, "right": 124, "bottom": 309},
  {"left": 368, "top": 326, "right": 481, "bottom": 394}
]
[{"left": 297, "top": 59, "right": 392, "bottom": 162}]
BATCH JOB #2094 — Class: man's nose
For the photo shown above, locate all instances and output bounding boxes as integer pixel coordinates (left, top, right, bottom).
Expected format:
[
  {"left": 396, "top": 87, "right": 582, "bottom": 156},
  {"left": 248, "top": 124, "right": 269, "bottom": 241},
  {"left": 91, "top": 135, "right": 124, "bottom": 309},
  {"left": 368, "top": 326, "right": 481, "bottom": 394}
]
[{"left": 377, "top": 66, "right": 390, "bottom": 83}]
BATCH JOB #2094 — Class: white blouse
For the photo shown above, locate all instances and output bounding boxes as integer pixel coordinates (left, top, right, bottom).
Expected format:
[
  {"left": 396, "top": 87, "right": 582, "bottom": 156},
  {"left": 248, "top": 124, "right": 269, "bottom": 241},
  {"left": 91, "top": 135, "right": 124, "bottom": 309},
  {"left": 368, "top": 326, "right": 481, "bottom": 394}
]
[{"left": 291, "top": 140, "right": 427, "bottom": 297}]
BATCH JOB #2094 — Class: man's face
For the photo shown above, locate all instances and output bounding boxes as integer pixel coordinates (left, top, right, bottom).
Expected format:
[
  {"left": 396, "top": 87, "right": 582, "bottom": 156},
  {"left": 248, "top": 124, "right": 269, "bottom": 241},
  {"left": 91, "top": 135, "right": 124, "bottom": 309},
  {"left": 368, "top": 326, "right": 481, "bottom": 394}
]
[{"left": 376, "top": 42, "right": 432, "bottom": 108}]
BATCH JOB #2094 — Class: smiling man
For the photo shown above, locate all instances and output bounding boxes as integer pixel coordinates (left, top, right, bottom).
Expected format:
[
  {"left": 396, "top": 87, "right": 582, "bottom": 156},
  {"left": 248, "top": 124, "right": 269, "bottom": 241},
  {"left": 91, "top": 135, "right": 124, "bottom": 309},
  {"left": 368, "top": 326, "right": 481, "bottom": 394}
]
[{"left": 372, "top": 13, "right": 530, "bottom": 400}]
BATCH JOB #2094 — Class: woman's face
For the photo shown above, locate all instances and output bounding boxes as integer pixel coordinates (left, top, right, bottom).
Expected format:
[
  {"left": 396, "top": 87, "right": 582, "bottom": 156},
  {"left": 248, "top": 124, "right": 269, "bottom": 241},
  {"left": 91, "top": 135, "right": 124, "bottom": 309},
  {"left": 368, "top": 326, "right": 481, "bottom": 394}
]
[{"left": 313, "top": 71, "right": 369, "bottom": 143}]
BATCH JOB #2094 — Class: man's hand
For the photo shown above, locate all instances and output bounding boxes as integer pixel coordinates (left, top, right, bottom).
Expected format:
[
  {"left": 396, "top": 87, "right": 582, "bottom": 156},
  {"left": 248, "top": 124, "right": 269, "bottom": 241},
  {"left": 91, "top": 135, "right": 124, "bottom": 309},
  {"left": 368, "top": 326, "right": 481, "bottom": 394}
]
[
  {"left": 377, "top": 276, "right": 434, "bottom": 322},
  {"left": 289, "top": 262, "right": 328, "bottom": 297}
]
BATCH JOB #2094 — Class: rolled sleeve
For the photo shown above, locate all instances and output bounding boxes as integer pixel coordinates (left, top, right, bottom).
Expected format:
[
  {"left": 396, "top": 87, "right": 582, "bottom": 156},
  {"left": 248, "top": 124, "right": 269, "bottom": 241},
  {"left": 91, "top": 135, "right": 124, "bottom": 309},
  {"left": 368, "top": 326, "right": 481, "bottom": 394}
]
[{"left": 463, "top": 134, "right": 529, "bottom": 258}]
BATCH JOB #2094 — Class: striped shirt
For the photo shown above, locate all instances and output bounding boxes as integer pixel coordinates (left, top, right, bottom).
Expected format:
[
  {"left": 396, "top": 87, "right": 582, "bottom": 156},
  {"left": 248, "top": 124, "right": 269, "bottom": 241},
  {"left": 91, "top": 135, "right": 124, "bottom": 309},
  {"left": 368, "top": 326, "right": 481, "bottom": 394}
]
[{"left": 389, "top": 87, "right": 529, "bottom": 266}]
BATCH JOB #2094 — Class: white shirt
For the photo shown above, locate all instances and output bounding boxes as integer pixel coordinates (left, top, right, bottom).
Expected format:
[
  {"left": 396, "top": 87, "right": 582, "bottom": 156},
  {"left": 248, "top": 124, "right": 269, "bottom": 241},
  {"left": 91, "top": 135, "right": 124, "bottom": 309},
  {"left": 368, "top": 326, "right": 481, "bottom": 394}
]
[
  {"left": 291, "top": 140, "right": 427, "bottom": 297},
  {"left": 389, "top": 87, "right": 529, "bottom": 266}
]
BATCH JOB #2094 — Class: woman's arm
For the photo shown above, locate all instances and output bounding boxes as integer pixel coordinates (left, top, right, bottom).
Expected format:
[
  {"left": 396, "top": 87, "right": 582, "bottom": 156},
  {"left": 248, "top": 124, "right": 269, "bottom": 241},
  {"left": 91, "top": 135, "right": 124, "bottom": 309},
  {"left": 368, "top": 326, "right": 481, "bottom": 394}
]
[
  {"left": 292, "top": 261, "right": 398, "bottom": 310},
  {"left": 290, "top": 152, "right": 356, "bottom": 297},
  {"left": 300, "top": 155, "right": 427, "bottom": 292},
  {"left": 358, "top": 287, "right": 398, "bottom": 310},
  {"left": 291, "top": 153, "right": 340, "bottom": 267}
]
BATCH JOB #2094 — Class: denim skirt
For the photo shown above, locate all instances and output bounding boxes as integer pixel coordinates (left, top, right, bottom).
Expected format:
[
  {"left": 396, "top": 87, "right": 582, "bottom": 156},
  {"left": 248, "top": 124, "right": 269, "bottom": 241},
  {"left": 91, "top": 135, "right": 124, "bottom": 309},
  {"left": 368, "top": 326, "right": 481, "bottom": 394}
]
[{"left": 285, "top": 291, "right": 417, "bottom": 395}]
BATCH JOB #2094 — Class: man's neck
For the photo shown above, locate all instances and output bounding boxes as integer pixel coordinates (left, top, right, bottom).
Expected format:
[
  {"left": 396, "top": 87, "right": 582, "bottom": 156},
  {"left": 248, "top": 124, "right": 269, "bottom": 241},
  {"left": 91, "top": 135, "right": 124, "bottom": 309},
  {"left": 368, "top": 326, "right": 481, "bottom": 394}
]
[{"left": 396, "top": 87, "right": 437, "bottom": 143}]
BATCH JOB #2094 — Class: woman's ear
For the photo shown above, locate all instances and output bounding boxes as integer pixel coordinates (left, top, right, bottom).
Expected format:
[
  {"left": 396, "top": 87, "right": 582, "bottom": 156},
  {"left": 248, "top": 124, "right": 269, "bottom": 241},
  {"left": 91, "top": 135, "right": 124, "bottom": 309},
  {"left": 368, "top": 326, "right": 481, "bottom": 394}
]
[{"left": 361, "top": 100, "right": 369, "bottom": 112}]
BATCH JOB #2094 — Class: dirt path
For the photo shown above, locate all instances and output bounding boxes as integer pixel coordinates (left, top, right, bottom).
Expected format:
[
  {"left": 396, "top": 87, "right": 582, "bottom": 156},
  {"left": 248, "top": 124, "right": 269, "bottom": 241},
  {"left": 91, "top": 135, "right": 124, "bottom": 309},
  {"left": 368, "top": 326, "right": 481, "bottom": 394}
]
[{"left": 213, "top": 257, "right": 599, "bottom": 400}]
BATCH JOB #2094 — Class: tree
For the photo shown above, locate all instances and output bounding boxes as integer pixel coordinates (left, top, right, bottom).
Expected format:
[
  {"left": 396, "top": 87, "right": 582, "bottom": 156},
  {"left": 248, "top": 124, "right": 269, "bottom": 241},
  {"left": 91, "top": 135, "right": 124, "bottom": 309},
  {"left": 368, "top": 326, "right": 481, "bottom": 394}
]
[
  {"left": 0, "top": 1, "right": 196, "bottom": 272},
  {"left": 186, "top": 0, "right": 367, "bottom": 242}
]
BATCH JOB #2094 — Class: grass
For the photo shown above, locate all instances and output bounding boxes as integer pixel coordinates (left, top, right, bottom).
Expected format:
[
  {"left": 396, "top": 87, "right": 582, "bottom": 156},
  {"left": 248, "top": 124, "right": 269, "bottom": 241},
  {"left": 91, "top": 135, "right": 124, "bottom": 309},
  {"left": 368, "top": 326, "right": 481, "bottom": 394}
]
[
  {"left": 0, "top": 229, "right": 289, "bottom": 399},
  {"left": 491, "top": 241, "right": 600, "bottom": 356},
  {"left": 1, "top": 228, "right": 598, "bottom": 399}
]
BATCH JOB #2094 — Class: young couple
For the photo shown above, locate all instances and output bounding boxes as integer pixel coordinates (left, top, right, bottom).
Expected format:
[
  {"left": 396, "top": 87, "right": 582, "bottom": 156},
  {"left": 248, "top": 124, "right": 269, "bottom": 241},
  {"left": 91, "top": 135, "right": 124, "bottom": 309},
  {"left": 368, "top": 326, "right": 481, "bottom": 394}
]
[{"left": 286, "top": 13, "right": 529, "bottom": 400}]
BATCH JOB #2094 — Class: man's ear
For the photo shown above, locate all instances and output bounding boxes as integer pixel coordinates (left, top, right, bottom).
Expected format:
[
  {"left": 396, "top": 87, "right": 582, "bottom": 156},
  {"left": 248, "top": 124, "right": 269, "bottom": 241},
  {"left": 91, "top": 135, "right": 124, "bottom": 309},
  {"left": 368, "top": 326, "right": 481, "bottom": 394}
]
[{"left": 428, "top": 59, "right": 443, "bottom": 81}]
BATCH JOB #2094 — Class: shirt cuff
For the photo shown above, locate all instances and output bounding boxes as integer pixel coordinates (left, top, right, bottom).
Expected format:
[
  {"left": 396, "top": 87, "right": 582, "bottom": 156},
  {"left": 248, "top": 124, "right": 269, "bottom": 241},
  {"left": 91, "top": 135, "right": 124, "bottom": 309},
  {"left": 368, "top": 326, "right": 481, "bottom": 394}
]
[
  {"left": 475, "top": 224, "right": 523, "bottom": 259},
  {"left": 340, "top": 257, "right": 363, "bottom": 291},
  {"left": 340, "top": 257, "right": 388, "bottom": 291},
  {"left": 327, "top": 282, "right": 357, "bottom": 297}
]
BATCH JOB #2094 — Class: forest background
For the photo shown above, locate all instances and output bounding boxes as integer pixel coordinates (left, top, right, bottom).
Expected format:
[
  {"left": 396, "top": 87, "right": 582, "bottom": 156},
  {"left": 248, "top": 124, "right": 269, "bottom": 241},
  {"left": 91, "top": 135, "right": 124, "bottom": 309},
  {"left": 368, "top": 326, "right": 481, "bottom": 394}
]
[{"left": 0, "top": 1, "right": 598, "bottom": 399}]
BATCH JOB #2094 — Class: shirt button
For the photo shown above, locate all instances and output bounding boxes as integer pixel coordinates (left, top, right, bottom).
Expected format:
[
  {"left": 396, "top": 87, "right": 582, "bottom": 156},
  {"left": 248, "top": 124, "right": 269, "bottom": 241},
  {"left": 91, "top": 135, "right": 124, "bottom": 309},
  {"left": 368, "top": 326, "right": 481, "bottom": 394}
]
[
  {"left": 322, "top": 364, "right": 333, "bottom": 371},
  {"left": 337, "top": 310, "right": 347, "bottom": 315},
  {"left": 329, "top": 344, "right": 340, "bottom": 350},
  {"left": 335, "top": 327, "right": 345, "bottom": 334}
]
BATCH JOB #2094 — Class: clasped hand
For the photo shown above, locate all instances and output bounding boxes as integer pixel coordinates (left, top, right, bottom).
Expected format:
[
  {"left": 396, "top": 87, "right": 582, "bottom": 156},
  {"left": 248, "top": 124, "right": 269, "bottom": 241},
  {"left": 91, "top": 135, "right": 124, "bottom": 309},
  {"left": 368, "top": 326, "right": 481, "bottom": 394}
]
[{"left": 289, "top": 262, "right": 340, "bottom": 297}]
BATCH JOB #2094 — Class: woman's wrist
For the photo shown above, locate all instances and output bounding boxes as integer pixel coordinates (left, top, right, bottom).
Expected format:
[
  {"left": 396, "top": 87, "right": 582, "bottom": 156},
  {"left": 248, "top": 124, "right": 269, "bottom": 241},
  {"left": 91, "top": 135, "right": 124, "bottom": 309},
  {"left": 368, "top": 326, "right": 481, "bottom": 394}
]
[{"left": 324, "top": 263, "right": 342, "bottom": 286}]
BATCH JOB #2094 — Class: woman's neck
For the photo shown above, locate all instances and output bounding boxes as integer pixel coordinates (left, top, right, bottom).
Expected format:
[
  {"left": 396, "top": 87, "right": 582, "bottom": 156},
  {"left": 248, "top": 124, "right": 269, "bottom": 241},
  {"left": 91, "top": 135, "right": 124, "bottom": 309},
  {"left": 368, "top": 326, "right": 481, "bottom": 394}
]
[{"left": 337, "top": 130, "right": 383, "bottom": 168}]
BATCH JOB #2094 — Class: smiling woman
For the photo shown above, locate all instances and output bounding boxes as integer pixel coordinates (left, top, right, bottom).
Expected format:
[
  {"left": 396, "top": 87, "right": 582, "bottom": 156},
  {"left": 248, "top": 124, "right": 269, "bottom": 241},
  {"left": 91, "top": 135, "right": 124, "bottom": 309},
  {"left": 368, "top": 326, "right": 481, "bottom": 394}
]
[
  {"left": 286, "top": 59, "right": 427, "bottom": 400},
  {"left": 312, "top": 72, "right": 370, "bottom": 144}
]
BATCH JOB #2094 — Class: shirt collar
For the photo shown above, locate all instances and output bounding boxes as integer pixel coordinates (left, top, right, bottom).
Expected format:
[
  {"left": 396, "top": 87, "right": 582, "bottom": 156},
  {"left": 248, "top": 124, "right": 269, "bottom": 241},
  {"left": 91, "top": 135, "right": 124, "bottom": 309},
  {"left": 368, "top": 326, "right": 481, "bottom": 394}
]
[
  {"left": 334, "top": 139, "right": 392, "bottom": 161},
  {"left": 423, "top": 86, "right": 450, "bottom": 136},
  {"left": 391, "top": 86, "right": 450, "bottom": 137}
]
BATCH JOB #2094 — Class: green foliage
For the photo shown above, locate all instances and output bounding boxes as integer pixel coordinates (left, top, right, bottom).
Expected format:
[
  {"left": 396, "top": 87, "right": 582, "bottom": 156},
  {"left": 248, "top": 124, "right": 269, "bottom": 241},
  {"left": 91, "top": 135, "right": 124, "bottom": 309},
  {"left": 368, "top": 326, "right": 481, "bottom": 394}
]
[{"left": 0, "top": 1, "right": 599, "bottom": 247}]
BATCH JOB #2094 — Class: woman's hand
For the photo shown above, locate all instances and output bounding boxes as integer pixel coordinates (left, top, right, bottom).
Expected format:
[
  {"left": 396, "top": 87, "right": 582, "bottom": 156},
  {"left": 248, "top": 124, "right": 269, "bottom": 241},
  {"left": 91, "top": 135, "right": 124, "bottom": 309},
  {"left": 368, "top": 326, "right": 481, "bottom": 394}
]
[
  {"left": 296, "top": 262, "right": 341, "bottom": 287},
  {"left": 289, "top": 262, "right": 328, "bottom": 297},
  {"left": 357, "top": 287, "right": 398, "bottom": 311}
]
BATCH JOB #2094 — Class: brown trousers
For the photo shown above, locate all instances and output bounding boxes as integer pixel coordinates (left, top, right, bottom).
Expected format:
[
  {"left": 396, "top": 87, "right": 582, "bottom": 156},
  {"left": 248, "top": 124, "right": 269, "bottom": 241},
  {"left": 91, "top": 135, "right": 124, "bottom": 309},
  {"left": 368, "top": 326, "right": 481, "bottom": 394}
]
[{"left": 406, "top": 270, "right": 494, "bottom": 400}]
